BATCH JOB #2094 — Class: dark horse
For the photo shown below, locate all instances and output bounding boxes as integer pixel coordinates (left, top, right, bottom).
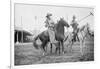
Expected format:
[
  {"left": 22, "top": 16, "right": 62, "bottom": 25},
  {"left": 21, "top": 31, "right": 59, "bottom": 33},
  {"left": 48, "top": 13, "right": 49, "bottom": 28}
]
[{"left": 33, "top": 18, "right": 69, "bottom": 55}]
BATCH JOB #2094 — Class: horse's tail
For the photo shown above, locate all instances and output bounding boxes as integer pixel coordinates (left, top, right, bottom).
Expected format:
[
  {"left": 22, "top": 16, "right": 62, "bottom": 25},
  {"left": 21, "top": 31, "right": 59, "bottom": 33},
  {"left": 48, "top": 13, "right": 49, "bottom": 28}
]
[{"left": 33, "top": 35, "right": 39, "bottom": 49}]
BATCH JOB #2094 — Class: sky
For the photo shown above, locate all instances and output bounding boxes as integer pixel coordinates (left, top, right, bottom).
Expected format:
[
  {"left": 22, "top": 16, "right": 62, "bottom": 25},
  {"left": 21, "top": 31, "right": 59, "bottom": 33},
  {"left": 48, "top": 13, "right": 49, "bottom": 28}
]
[{"left": 14, "top": 3, "right": 94, "bottom": 33}]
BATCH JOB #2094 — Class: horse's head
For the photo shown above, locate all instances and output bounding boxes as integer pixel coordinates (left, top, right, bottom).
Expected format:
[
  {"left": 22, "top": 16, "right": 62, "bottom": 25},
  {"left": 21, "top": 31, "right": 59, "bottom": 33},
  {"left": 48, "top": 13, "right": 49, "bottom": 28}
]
[
  {"left": 59, "top": 18, "right": 69, "bottom": 28},
  {"left": 79, "top": 23, "right": 90, "bottom": 32}
]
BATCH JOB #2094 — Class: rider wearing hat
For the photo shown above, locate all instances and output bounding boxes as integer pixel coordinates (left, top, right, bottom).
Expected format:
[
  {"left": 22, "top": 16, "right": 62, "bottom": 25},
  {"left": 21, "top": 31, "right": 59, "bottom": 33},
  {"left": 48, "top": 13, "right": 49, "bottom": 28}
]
[
  {"left": 44, "top": 13, "right": 58, "bottom": 43},
  {"left": 70, "top": 15, "right": 79, "bottom": 41}
]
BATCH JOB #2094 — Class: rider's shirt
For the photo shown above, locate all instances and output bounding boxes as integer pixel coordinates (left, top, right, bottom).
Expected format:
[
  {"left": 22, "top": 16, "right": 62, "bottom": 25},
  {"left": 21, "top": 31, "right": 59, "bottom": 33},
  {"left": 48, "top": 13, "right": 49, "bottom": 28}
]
[
  {"left": 71, "top": 20, "right": 78, "bottom": 33},
  {"left": 45, "top": 18, "right": 55, "bottom": 30}
]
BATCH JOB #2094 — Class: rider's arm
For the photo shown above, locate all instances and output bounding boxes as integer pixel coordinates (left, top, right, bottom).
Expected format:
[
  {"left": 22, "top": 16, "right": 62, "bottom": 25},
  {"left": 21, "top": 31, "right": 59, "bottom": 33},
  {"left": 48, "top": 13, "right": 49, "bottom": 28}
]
[{"left": 44, "top": 19, "right": 49, "bottom": 27}]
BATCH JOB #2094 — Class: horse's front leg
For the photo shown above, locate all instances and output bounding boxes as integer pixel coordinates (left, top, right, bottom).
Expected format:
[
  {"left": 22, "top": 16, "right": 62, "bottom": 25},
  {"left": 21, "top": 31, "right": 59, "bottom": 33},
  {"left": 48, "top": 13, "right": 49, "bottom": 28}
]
[
  {"left": 80, "top": 40, "right": 84, "bottom": 56},
  {"left": 61, "top": 41, "right": 64, "bottom": 54},
  {"left": 50, "top": 43, "right": 53, "bottom": 54},
  {"left": 58, "top": 42, "right": 60, "bottom": 55}
]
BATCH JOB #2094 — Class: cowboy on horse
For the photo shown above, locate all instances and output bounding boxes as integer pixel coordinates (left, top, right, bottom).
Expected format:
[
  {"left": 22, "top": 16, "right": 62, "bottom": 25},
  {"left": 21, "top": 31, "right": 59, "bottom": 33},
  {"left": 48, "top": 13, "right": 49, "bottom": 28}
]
[
  {"left": 33, "top": 13, "right": 69, "bottom": 54},
  {"left": 44, "top": 13, "right": 58, "bottom": 44},
  {"left": 70, "top": 15, "right": 79, "bottom": 41}
]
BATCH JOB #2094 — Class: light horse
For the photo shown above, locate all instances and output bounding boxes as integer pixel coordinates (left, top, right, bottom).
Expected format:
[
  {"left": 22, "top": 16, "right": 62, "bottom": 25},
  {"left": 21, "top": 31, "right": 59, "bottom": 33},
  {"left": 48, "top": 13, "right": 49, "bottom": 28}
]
[
  {"left": 65, "top": 23, "right": 90, "bottom": 55},
  {"left": 33, "top": 18, "right": 69, "bottom": 55}
]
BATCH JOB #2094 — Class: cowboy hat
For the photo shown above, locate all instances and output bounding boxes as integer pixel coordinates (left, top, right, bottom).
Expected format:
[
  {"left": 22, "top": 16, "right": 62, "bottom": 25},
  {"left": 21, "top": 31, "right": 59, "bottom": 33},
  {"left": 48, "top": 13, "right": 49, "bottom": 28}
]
[
  {"left": 46, "top": 13, "right": 52, "bottom": 18},
  {"left": 73, "top": 15, "right": 76, "bottom": 19}
]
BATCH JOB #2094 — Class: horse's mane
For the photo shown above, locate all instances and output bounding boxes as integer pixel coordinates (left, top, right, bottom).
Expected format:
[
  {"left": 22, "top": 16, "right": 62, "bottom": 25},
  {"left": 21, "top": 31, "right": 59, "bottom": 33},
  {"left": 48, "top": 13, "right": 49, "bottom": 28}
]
[
  {"left": 56, "top": 18, "right": 68, "bottom": 25},
  {"left": 54, "top": 18, "right": 63, "bottom": 28}
]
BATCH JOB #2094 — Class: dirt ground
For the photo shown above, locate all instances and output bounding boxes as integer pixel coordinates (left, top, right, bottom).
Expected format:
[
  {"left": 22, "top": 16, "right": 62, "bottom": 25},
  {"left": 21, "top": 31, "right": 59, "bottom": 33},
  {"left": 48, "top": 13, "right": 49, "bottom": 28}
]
[{"left": 14, "top": 37, "right": 94, "bottom": 66}]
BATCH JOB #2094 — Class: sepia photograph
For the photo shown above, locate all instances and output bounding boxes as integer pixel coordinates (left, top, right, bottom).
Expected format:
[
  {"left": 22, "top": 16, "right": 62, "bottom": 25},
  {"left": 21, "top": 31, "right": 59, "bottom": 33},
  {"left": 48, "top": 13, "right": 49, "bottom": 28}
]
[{"left": 14, "top": 3, "right": 94, "bottom": 66}]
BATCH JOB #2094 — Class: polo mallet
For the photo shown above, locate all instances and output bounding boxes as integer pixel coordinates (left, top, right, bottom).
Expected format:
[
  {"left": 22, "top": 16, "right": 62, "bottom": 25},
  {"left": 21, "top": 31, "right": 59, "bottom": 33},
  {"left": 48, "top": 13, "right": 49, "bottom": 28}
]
[{"left": 78, "top": 12, "right": 94, "bottom": 22}]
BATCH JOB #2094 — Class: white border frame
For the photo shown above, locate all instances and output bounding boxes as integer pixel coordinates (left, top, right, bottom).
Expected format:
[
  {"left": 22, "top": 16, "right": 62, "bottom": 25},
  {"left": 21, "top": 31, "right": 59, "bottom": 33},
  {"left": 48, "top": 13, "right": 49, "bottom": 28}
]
[{"left": 10, "top": 0, "right": 95, "bottom": 69}]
